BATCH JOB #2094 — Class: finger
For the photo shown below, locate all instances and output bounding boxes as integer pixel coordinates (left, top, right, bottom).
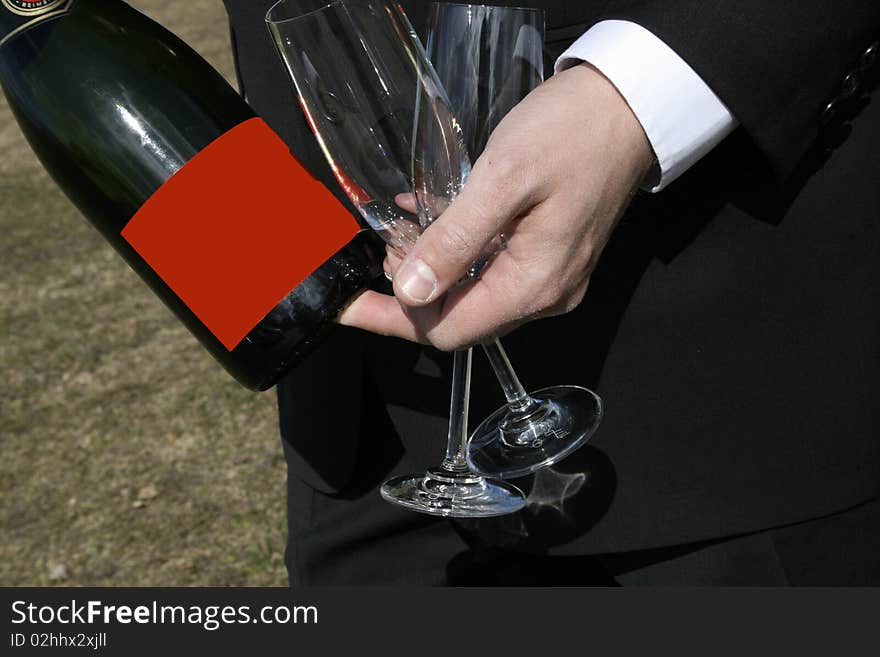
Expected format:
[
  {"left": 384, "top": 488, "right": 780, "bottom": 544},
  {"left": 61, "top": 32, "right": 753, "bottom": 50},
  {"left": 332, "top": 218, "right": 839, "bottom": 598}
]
[
  {"left": 409, "top": 248, "right": 544, "bottom": 350},
  {"left": 385, "top": 246, "right": 403, "bottom": 273},
  {"left": 343, "top": 245, "right": 569, "bottom": 352},
  {"left": 395, "top": 191, "right": 454, "bottom": 222},
  {"left": 337, "top": 290, "right": 430, "bottom": 344},
  {"left": 392, "top": 152, "right": 534, "bottom": 307},
  {"left": 394, "top": 193, "right": 419, "bottom": 215},
  {"left": 446, "top": 265, "right": 528, "bottom": 346},
  {"left": 423, "top": 210, "right": 593, "bottom": 350},
  {"left": 384, "top": 247, "right": 404, "bottom": 281}
]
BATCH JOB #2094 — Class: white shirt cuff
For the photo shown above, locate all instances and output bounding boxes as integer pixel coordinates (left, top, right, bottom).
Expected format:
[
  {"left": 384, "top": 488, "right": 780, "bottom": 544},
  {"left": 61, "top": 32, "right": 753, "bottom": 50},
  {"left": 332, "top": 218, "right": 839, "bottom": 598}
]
[{"left": 556, "top": 20, "right": 737, "bottom": 192}]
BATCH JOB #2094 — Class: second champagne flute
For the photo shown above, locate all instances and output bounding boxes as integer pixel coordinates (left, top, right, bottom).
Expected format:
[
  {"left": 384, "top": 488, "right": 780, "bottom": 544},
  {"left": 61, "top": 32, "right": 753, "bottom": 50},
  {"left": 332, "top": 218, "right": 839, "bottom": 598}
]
[
  {"left": 267, "top": 0, "right": 525, "bottom": 517},
  {"left": 422, "top": 3, "right": 604, "bottom": 480}
]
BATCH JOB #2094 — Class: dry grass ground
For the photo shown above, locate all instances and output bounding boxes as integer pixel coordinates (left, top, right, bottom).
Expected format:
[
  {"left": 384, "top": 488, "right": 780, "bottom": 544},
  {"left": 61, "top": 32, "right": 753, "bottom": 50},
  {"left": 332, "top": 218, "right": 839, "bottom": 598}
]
[{"left": 0, "top": 1, "right": 288, "bottom": 586}]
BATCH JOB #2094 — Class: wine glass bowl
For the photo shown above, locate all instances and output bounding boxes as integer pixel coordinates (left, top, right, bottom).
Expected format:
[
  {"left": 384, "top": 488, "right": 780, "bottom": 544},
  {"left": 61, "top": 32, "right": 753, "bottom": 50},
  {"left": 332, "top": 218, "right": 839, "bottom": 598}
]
[{"left": 267, "top": 0, "right": 466, "bottom": 256}]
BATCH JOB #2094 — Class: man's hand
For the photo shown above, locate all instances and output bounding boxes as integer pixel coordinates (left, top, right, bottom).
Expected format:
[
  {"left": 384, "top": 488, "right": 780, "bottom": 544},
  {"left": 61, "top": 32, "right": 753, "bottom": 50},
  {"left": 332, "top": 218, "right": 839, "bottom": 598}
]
[{"left": 339, "top": 63, "right": 654, "bottom": 350}]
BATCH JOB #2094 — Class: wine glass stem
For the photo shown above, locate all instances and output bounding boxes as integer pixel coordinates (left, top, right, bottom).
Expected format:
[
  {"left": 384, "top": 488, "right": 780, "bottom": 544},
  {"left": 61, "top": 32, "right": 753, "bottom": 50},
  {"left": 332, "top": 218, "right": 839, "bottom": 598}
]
[
  {"left": 442, "top": 348, "right": 474, "bottom": 473},
  {"left": 482, "top": 339, "right": 537, "bottom": 414}
]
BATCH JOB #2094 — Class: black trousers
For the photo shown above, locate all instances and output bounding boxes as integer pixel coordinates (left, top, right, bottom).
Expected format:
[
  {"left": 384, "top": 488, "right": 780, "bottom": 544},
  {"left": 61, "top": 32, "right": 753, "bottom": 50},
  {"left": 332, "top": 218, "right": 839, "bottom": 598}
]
[
  {"left": 607, "top": 497, "right": 880, "bottom": 586},
  {"left": 283, "top": 342, "right": 880, "bottom": 587},
  {"left": 286, "top": 471, "right": 880, "bottom": 586},
  {"left": 284, "top": 368, "right": 880, "bottom": 586}
]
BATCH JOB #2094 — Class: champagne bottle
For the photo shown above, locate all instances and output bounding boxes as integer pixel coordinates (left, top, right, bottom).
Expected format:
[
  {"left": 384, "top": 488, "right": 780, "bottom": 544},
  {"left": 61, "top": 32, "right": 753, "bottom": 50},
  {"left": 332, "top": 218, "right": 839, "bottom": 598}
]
[{"left": 0, "top": 0, "right": 383, "bottom": 391}]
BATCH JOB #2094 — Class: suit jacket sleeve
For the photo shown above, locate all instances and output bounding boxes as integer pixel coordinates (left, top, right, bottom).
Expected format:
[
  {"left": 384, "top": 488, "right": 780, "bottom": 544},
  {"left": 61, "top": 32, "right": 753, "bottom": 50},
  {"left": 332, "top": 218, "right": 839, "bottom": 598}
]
[{"left": 597, "top": 1, "right": 880, "bottom": 183}]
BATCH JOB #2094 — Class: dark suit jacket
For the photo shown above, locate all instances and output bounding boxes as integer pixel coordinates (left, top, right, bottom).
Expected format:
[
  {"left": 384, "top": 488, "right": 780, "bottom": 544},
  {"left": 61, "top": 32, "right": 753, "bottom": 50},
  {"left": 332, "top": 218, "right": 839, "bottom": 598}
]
[{"left": 223, "top": 0, "right": 880, "bottom": 578}]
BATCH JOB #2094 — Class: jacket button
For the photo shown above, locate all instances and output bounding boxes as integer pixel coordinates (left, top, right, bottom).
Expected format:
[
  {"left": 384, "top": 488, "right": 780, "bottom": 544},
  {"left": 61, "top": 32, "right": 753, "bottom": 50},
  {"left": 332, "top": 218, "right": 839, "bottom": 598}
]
[
  {"left": 839, "top": 71, "right": 861, "bottom": 99},
  {"left": 861, "top": 41, "right": 879, "bottom": 71},
  {"left": 820, "top": 99, "right": 838, "bottom": 126}
]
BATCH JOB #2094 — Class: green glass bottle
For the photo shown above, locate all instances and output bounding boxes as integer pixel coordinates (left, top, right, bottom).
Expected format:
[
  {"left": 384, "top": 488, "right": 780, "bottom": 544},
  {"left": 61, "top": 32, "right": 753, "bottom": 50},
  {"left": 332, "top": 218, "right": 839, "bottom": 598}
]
[{"left": 0, "top": 0, "right": 382, "bottom": 391}]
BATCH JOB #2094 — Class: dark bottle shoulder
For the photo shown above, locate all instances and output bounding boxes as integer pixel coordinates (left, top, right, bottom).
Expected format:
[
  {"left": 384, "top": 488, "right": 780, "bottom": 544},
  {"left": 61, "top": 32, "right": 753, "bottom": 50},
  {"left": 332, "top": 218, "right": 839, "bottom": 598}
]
[{"left": 0, "top": 0, "right": 255, "bottom": 220}]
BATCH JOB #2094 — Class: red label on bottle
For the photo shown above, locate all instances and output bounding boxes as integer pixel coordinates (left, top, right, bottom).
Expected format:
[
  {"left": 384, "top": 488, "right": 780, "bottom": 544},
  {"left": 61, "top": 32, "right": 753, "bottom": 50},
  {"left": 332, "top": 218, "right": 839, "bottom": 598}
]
[{"left": 121, "top": 117, "right": 360, "bottom": 351}]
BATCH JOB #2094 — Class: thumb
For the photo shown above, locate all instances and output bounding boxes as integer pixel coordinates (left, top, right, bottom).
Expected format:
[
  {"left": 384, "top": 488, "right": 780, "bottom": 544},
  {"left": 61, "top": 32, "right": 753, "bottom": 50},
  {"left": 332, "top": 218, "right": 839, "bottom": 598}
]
[{"left": 393, "top": 161, "right": 524, "bottom": 306}]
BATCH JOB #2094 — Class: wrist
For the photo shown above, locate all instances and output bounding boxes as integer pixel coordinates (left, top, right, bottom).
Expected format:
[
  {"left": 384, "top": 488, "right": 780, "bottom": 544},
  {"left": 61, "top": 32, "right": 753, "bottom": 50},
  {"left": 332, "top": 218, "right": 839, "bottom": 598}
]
[{"left": 564, "top": 62, "right": 656, "bottom": 185}]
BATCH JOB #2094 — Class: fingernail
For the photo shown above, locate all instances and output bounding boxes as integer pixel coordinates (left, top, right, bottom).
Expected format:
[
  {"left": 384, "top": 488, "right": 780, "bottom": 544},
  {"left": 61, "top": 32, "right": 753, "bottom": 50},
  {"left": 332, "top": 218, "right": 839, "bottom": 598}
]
[{"left": 397, "top": 258, "right": 437, "bottom": 303}]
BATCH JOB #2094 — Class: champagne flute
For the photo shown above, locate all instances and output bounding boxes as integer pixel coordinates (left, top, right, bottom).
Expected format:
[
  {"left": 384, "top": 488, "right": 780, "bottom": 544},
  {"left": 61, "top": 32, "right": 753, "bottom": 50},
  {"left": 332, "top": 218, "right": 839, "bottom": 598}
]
[
  {"left": 424, "top": 3, "right": 604, "bottom": 480},
  {"left": 267, "top": 0, "right": 525, "bottom": 517}
]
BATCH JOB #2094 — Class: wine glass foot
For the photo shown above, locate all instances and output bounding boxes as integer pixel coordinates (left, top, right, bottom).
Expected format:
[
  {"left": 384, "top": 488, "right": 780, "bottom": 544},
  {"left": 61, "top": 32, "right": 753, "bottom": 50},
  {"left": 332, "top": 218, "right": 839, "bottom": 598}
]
[
  {"left": 466, "top": 385, "right": 603, "bottom": 480},
  {"left": 380, "top": 467, "right": 526, "bottom": 518}
]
